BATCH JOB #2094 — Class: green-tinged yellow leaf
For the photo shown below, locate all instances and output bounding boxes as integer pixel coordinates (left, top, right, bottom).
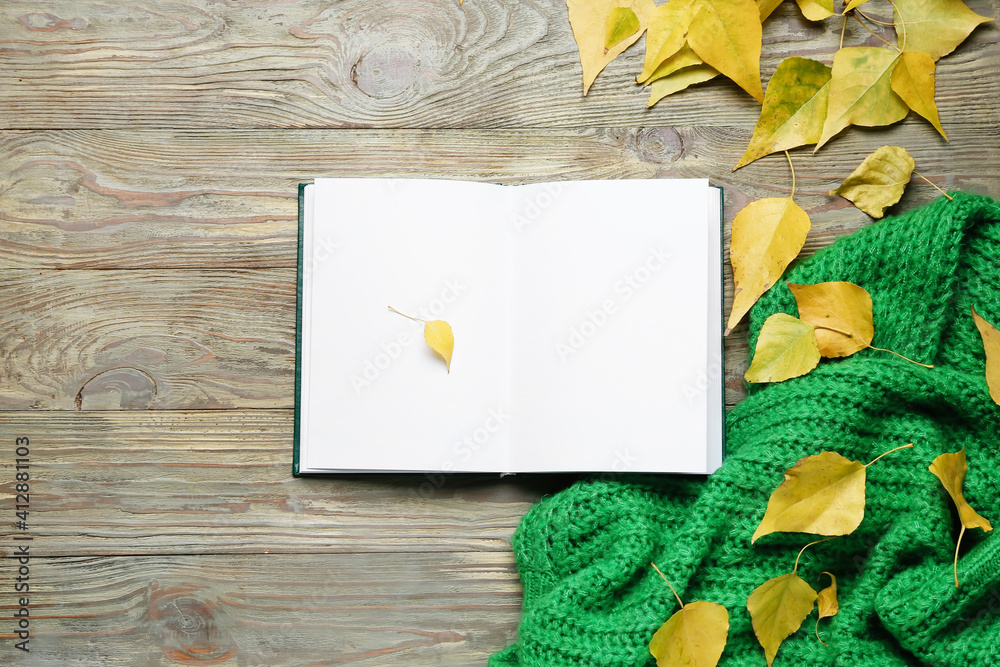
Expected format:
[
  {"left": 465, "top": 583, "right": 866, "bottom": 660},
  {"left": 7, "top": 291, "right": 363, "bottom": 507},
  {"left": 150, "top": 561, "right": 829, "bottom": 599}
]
[
  {"left": 649, "top": 600, "right": 730, "bottom": 667},
  {"left": 687, "top": 0, "right": 765, "bottom": 102},
  {"left": 735, "top": 57, "right": 832, "bottom": 169},
  {"left": 815, "top": 47, "right": 908, "bottom": 150},
  {"left": 843, "top": 0, "right": 871, "bottom": 11},
  {"left": 930, "top": 449, "right": 993, "bottom": 533},
  {"left": 788, "top": 281, "right": 874, "bottom": 358},
  {"left": 972, "top": 308, "right": 1000, "bottom": 406},
  {"left": 644, "top": 46, "right": 705, "bottom": 85},
  {"left": 745, "top": 313, "right": 820, "bottom": 383},
  {"left": 605, "top": 7, "right": 641, "bottom": 51},
  {"left": 891, "top": 51, "right": 947, "bottom": 139},
  {"left": 758, "top": 0, "right": 786, "bottom": 20},
  {"left": 815, "top": 572, "right": 838, "bottom": 645},
  {"left": 648, "top": 64, "right": 720, "bottom": 106},
  {"left": 727, "top": 198, "right": 811, "bottom": 333},
  {"left": 424, "top": 320, "right": 455, "bottom": 372},
  {"left": 748, "top": 573, "right": 818, "bottom": 667},
  {"left": 638, "top": 0, "right": 699, "bottom": 84},
  {"left": 752, "top": 451, "right": 866, "bottom": 542},
  {"left": 796, "top": 0, "right": 834, "bottom": 21},
  {"left": 568, "top": 0, "right": 656, "bottom": 94},
  {"left": 829, "top": 145, "right": 915, "bottom": 218},
  {"left": 894, "top": 0, "right": 993, "bottom": 61}
]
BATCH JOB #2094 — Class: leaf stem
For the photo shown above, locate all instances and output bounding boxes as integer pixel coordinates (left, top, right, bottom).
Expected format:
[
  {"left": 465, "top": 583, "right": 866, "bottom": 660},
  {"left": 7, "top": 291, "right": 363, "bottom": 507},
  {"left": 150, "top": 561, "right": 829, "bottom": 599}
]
[
  {"left": 785, "top": 150, "right": 796, "bottom": 199},
  {"left": 650, "top": 562, "right": 685, "bottom": 608},
  {"left": 914, "top": 171, "right": 954, "bottom": 201},
  {"left": 865, "top": 442, "right": 914, "bottom": 467},
  {"left": 840, "top": 14, "right": 848, "bottom": 49},
  {"left": 885, "top": 0, "right": 906, "bottom": 52},
  {"left": 954, "top": 525, "right": 965, "bottom": 587},
  {"left": 813, "top": 323, "right": 857, "bottom": 338},
  {"left": 793, "top": 536, "right": 838, "bottom": 574},
  {"left": 852, "top": 12, "right": 900, "bottom": 52},
  {"left": 867, "top": 345, "right": 935, "bottom": 368},
  {"left": 855, "top": 9, "right": 894, "bottom": 26},
  {"left": 387, "top": 306, "right": 425, "bottom": 323}
]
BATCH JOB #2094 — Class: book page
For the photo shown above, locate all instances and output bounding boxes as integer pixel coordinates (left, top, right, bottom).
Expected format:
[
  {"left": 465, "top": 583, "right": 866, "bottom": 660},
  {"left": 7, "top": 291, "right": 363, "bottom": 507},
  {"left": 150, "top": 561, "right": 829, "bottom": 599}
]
[
  {"left": 507, "top": 180, "right": 714, "bottom": 473},
  {"left": 301, "top": 179, "right": 511, "bottom": 472}
]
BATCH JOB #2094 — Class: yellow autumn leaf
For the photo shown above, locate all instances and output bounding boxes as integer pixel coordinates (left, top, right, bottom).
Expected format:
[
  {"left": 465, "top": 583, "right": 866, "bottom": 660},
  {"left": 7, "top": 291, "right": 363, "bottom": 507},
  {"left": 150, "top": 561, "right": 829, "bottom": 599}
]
[
  {"left": 893, "top": 0, "right": 993, "bottom": 61},
  {"left": 648, "top": 600, "right": 730, "bottom": 667},
  {"left": 829, "top": 145, "right": 915, "bottom": 218},
  {"left": 891, "top": 51, "right": 947, "bottom": 139},
  {"left": 568, "top": 0, "right": 656, "bottom": 95},
  {"left": 605, "top": 7, "right": 641, "bottom": 51},
  {"left": 815, "top": 47, "right": 908, "bottom": 151},
  {"left": 795, "top": 0, "right": 833, "bottom": 22},
  {"left": 735, "top": 57, "right": 832, "bottom": 170},
  {"left": 644, "top": 46, "right": 705, "bottom": 86},
  {"left": 687, "top": 0, "right": 765, "bottom": 102},
  {"left": 745, "top": 313, "right": 820, "bottom": 383},
  {"left": 815, "top": 572, "right": 838, "bottom": 645},
  {"left": 424, "top": 319, "right": 455, "bottom": 372},
  {"left": 929, "top": 448, "right": 993, "bottom": 587},
  {"left": 747, "top": 572, "right": 818, "bottom": 667},
  {"left": 788, "top": 281, "right": 874, "bottom": 358},
  {"left": 757, "top": 0, "right": 785, "bottom": 21},
  {"left": 971, "top": 307, "right": 1000, "bottom": 405},
  {"left": 638, "top": 0, "right": 698, "bottom": 84},
  {"left": 752, "top": 451, "right": 866, "bottom": 543},
  {"left": 843, "top": 0, "right": 871, "bottom": 11},
  {"left": 727, "top": 198, "right": 811, "bottom": 333},
  {"left": 648, "top": 64, "right": 720, "bottom": 106}
]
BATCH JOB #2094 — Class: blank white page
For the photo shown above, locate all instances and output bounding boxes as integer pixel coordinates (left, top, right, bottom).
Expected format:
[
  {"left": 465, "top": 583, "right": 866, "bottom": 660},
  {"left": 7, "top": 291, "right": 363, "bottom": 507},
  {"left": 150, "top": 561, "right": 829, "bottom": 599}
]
[
  {"left": 301, "top": 179, "right": 511, "bottom": 472},
  {"left": 508, "top": 180, "right": 713, "bottom": 473}
]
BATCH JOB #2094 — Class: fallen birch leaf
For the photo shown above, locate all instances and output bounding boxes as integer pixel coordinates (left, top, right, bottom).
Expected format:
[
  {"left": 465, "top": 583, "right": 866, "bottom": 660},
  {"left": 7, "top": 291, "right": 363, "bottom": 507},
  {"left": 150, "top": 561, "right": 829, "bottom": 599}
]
[
  {"left": 649, "top": 600, "right": 730, "bottom": 667},
  {"left": 815, "top": 572, "right": 838, "bottom": 645},
  {"left": 971, "top": 308, "right": 1000, "bottom": 406},
  {"left": 648, "top": 64, "right": 720, "bottom": 106},
  {"left": 389, "top": 307, "right": 455, "bottom": 373},
  {"left": 829, "top": 146, "right": 915, "bottom": 218},
  {"left": 795, "top": 0, "right": 833, "bottom": 21},
  {"left": 605, "top": 6, "right": 641, "bottom": 51},
  {"left": 748, "top": 572, "right": 818, "bottom": 666},
  {"left": 687, "top": 0, "right": 765, "bottom": 102},
  {"left": 727, "top": 198, "right": 811, "bottom": 333},
  {"left": 929, "top": 449, "right": 993, "bottom": 586},
  {"left": 735, "top": 57, "right": 832, "bottom": 169},
  {"left": 816, "top": 47, "right": 908, "bottom": 151},
  {"left": 638, "top": 0, "right": 698, "bottom": 84},
  {"left": 788, "top": 281, "right": 874, "bottom": 358},
  {"left": 568, "top": 0, "right": 655, "bottom": 94},
  {"left": 745, "top": 313, "right": 820, "bottom": 383},
  {"left": 891, "top": 51, "right": 947, "bottom": 139},
  {"left": 893, "top": 0, "right": 993, "bottom": 61},
  {"left": 752, "top": 451, "right": 866, "bottom": 542}
]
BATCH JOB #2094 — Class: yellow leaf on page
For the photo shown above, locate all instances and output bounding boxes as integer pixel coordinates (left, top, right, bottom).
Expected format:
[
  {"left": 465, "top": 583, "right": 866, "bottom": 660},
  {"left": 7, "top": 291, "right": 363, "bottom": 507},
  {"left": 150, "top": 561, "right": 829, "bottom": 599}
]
[{"left": 424, "top": 320, "right": 455, "bottom": 372}]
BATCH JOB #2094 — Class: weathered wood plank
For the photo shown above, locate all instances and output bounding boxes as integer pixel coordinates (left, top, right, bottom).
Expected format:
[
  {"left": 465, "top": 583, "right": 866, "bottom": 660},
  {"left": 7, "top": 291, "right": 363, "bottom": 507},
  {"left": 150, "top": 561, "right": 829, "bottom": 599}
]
[
  {"left": 3, "top": 125, "right": 997, "bottom": 270},
  {"left": 0, "top": 411, "right": 561, "bottom": 556},
  {"left": 0, "top": 0, "right": 996, "bottom": 129},
  {"left": 0, "top": 552, "right": 520, "bottom": 664}
]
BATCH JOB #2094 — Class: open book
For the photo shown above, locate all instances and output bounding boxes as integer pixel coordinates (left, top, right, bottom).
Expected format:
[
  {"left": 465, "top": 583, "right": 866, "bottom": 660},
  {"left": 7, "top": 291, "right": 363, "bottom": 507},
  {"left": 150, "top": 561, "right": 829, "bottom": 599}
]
[{"left": 294, "top": 178, "right": 724, "bottom": 475}]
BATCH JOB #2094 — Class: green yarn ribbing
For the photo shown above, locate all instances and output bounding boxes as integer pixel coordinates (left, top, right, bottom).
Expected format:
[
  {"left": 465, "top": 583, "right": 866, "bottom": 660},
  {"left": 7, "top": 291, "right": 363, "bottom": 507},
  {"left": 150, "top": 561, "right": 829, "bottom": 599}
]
[{"left": 492, "top": 193, "right": 1000, "bottom": 667}]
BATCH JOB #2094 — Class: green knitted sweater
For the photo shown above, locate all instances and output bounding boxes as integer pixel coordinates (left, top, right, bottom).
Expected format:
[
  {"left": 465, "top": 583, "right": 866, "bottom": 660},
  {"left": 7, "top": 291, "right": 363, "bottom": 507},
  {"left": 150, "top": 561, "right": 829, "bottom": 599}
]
[{"left": 491, "top": 193, "right": 1000, "bottom": 667}]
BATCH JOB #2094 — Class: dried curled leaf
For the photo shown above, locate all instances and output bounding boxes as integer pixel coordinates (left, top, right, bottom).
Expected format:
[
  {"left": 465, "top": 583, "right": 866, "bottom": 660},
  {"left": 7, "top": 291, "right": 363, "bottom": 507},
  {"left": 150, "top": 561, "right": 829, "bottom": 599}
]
[
  {"left": 605, "top": 7, "right": 641, "bottom": 51},
  {"left": 891, "top": 51, "right": 947, "bottom": 140},
  {"left": 815, "top": 572, "right": 838, "bottom": 645},
  {"left": 829, "top": 146, "right": 915, "bottom": 218},
  {"left": 745, "top": 313, "right": 821, "bottom": 384},
  {"left": 568, "top": 0, "right": 655, "bottom": 94},
  {"left": 753, "top": 451, "right": 866, "bottom": 543},
  {"left": 649, "top": 600, "right": 730, "bottom": 667},
  {"left": 727, "top": 198, "right": 811, "bottom": 333},
  {"left": 748, "top": 572, "right": 818, "bottom": 666},
  {"left": 893, "top": 0, "right": 993, "bottom": 61},
  {"left": 788, "top": 281, "right": 874, "bottom": 358},
  {"left": 687, "top": 0, "right": 764, "bottom": 102},
  {"left": 971, "top": 307, "right": 1000, "bottom": 405},
  {"left": 424, "top": 320, "right": 455, "bottom": 372},
  {"left": 816, "top": 47, "right": 908, "bottom": 151},
  {"left": 735, "top": 57, "right": 832, "bottom": 170}
]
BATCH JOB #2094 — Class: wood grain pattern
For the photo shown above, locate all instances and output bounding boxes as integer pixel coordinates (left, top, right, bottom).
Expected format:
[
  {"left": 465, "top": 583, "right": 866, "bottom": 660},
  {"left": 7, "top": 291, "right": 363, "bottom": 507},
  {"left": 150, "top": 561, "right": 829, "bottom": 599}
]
[
  {"left": 0, "top": 552, "right": 521, "bottom": 665},
  {"left": 0, "top": 0, "right": 996, "bottom": 129}
]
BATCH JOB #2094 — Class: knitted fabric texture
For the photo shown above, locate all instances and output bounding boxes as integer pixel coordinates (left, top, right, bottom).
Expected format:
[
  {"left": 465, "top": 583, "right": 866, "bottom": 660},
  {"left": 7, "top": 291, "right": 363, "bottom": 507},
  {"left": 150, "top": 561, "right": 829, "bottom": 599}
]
[{"left": 491, "top": 193, "right": 1000, "bottom": 667}]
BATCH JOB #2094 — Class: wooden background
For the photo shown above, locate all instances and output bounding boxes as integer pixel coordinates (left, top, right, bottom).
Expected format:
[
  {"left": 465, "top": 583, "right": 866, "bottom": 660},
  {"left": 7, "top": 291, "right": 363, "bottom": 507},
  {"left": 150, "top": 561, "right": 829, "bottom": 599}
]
[{"left": 1, "top": 0, "right": 997, "bottom": 663}]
